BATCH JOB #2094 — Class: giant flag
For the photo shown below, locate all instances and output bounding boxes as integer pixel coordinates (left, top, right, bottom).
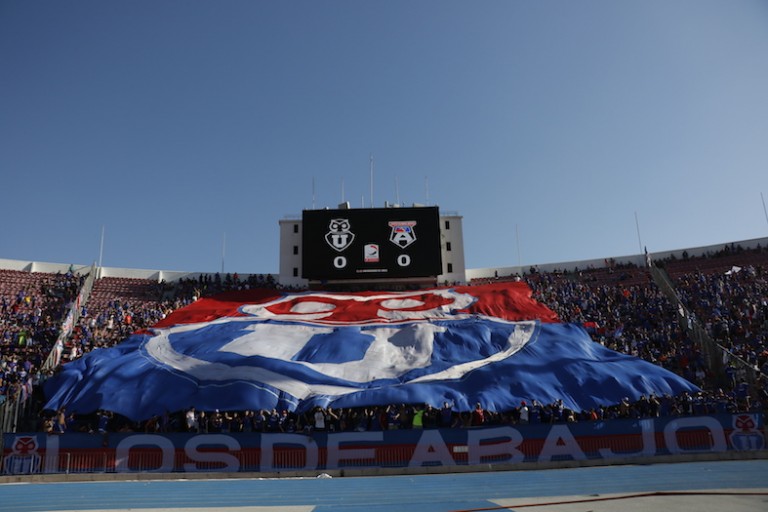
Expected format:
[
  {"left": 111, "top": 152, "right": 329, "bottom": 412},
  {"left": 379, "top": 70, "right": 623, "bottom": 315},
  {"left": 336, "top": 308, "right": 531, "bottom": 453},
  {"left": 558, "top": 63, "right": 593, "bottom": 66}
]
[{"left": 44, "top": 283, "right": 699, "bottom": 420}]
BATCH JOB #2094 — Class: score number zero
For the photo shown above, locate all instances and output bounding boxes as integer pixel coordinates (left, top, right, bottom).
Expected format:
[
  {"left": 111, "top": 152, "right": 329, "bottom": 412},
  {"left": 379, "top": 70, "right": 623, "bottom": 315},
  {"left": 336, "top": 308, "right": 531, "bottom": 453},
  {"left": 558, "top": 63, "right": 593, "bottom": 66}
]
[{"left": 333, "top": 254, "right": 411, "bottom": 269}]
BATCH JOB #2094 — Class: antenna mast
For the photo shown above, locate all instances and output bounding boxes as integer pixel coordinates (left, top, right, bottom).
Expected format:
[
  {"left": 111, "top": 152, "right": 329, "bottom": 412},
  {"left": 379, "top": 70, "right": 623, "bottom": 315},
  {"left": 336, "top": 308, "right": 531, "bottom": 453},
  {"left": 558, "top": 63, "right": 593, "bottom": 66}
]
[
  {"left": 221, "top": 232, "right": 226, "bottom": 274},
  {"left": 369, "top": 154, "right": 375, "bottom": 208}
]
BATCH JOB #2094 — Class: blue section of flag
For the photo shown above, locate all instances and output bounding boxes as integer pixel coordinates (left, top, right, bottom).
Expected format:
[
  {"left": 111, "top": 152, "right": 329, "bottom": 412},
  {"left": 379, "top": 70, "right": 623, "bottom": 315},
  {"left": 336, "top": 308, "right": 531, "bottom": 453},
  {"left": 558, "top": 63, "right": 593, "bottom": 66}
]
[
  {"left": 43, "top": 315, "right": 699, "bottom": 420},
  {"left": 291, "top": 328, "right": 373, "bottom": 364}
]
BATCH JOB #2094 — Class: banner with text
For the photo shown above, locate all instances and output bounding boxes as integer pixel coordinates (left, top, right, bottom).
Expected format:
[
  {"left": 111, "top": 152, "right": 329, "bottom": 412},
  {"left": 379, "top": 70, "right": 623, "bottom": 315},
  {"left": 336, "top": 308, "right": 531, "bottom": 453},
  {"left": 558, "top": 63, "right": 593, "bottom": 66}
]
[{"left": 2, "top": 414, "right": 764, "bottom": 475}]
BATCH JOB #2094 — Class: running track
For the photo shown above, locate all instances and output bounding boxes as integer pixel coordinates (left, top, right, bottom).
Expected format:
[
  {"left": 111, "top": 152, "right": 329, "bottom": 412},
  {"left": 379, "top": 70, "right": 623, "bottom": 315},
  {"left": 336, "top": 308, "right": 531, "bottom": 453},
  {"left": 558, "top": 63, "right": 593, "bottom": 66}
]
[{"left": 1, "top": 460, "right": 766, "bottom": 512}]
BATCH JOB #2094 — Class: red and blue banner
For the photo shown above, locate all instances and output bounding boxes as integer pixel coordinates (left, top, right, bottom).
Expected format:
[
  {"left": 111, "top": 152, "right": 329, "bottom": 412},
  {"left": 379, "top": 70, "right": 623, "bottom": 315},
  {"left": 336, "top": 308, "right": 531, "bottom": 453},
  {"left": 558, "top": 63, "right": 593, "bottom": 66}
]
[
  {"left": 3, "top": 414, "right": 764, "bottom": 474},
  {"left": 44, "top": 283, "right": 699, "bottom": 420}
]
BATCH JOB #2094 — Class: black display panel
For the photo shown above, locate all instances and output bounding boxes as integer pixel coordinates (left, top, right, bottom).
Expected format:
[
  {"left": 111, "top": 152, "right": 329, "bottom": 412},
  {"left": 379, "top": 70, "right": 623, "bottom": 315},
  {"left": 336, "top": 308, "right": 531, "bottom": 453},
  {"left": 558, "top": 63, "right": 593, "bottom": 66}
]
[{"left": 302, "top": 206, "right": 442, "bottom": 280}]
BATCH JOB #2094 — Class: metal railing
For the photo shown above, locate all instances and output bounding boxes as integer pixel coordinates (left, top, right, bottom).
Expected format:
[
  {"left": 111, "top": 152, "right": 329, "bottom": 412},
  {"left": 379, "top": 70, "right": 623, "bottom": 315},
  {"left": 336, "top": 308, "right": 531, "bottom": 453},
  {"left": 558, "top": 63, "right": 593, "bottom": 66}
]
[
  {"left": 41, "top": 263, "right": 97, "bottom": 373},
  {"left": 648, "top": 263, "right": 729, "bottom": 384},
  {"left": 1, "top": 264, "right": 97, "bottom": 436},
  {"left": 649, "top": 261, "right": 766, "bottom": 388}
]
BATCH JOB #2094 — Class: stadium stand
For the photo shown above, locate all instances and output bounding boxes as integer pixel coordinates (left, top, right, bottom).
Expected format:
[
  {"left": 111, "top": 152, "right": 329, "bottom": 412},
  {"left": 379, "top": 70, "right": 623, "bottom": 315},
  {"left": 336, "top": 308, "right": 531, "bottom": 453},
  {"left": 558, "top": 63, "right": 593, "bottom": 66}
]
[
  {"left": 663, "top": 245, "right": 768, "bottom": 376},
  {"left": 65, "top": 277, "right": 169, "bottom": 360},
  {"left": 524, "top": 267, "right": 701, "bottom": 382},
  {"left": 1, "top": 241, "right": 766, "bottom": 435},
  {"left": 0, "top": 268, "right": 87, "bottom": 430}
]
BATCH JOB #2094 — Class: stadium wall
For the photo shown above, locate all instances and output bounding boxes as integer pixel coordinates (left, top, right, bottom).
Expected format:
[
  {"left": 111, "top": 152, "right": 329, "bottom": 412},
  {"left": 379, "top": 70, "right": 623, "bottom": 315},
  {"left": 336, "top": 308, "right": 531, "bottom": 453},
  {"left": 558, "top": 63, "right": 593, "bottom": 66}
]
[
  {"left": 464, "top": 253, "right": 647, "bottom": 282},
  {"left": 0, "top": 259, "right": 91, "bottom": 276},
  {"left": 2, "top": 414, "right": 764, "bottom": 475},
  {"left": 278, "top": 216, "right": 303, "bottom": 287},
  {"left": 466, "top": 235, "right": 768, "bottom": 280},
  {"left": 2, "top": 236, "right": 767, "bottom": 285},
  {"left": 438, "top": 212, "right": 466, "bottom": 284}
]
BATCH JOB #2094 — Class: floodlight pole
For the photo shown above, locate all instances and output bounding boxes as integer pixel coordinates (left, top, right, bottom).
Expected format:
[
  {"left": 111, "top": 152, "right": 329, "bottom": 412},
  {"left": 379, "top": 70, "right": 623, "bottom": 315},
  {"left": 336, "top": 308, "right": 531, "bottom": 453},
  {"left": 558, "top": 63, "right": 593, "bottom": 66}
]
[
  {"left": 98, "top": 225, "right": 105, "bottom": 268},
  {"left": 762, "top": 192, "right": 768, "bottom": 231},
  {"left": 369, "top": 154, "right": 375, "bottom": 208}
]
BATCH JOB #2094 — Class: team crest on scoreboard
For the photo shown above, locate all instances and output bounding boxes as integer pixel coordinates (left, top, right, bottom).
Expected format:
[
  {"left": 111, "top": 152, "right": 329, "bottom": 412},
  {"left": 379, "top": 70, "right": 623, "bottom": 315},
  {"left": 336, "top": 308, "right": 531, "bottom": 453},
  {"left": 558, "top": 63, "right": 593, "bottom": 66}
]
[
  {"left": 325, "top": 219, "right": 355, "bottom": 252},
  {"left": 388, "top": 221, "right": 417, "bottom": 248}
]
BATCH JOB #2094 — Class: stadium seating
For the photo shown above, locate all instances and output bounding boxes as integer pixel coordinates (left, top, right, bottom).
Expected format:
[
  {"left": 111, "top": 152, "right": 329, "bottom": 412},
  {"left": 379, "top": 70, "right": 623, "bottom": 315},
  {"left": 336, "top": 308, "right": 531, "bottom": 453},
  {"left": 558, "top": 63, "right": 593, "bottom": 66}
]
[{"left": 1, "top": 242, "right": 766, "bottom": 433}]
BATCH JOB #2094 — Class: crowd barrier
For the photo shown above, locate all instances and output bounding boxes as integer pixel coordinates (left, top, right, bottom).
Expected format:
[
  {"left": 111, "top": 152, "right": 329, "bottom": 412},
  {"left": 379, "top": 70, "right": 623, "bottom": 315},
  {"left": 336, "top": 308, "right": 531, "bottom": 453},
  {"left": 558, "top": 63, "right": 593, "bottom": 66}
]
[{"left": 2, "top": 414, "right": 764, "bottom": 475}]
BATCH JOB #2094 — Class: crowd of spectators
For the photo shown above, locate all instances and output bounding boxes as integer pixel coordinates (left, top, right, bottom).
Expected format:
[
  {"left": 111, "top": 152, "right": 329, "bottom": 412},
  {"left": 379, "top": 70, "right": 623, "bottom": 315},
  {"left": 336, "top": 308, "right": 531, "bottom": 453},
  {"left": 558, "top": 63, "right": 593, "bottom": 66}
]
[
  {"left": 63, "top": 272, "right": 284, "bottom": 361},
  {"left": 520, "top": 246, "right": 768, "bottom": 407},
  {"left": 50, "top": 385, "right": 761, "bottom": 435},
  {"left": 1, "top": 270, "right": 282, "bottom": 410},
  {"left": 667, "top": 253, "right": 768, "bottom": 377},
  {"left": 3, "top": 242, "right": 767, "bottom": 434},
  {"left": 168, "top": 272, "right": 282, "bottom": 299},
  {"left": 524, "top": 268, "right": 714, "bottom": 388},
  {"left": 0, "top": 270, "right": 85, "bottom": 406}
]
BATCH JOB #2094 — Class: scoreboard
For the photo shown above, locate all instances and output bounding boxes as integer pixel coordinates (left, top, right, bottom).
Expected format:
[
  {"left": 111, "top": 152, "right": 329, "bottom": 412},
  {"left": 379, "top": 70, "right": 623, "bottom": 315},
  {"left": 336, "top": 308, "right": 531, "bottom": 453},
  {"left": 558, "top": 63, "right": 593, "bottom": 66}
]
[{"left": 302, "top": 206, "right": 443, "bottom": 280}]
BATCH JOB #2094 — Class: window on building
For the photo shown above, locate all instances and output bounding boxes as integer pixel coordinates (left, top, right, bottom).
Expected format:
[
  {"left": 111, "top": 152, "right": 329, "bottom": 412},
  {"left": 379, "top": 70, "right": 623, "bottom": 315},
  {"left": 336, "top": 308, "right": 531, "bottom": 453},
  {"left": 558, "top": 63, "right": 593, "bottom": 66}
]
[
  {"left": 293, "top": 245, "right": 299, "bottom": 255},
  {"left": 446, "top": 242, "right": 452, "bottom": 251},
  {"left": 293, "top": 267, "right": 299, "bottom": 277},
  {"left": 293, "top": 224, "right": 299, "bottom": 233},
  {"left": 447, "top": 263, "right": 453, "bottom": 273},
  {"left": 444, "top": 220, "right": 451, "bottom": 230}
]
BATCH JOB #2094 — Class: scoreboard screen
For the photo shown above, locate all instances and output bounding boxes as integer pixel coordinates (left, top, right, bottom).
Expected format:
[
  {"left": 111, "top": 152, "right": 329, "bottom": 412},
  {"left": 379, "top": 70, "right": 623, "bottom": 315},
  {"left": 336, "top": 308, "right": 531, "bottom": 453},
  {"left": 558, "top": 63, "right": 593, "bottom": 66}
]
[{"left": 302, "top": 206, "right": 442, "bottom": 280}]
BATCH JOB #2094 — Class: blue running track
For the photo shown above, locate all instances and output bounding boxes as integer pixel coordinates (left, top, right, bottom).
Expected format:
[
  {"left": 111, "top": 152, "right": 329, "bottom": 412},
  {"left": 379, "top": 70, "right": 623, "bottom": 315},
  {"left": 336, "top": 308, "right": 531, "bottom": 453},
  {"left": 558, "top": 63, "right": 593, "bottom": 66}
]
[{"left": 1, "top": 460, "right": 767, "bottom": 512}]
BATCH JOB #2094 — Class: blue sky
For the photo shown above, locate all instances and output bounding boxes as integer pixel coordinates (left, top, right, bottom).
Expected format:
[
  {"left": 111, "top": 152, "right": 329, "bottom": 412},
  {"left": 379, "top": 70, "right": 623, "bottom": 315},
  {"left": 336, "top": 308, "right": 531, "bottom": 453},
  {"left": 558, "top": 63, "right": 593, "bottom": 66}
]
[{"left": 2, "top": 1, "right": 767, "bottom": 274}]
